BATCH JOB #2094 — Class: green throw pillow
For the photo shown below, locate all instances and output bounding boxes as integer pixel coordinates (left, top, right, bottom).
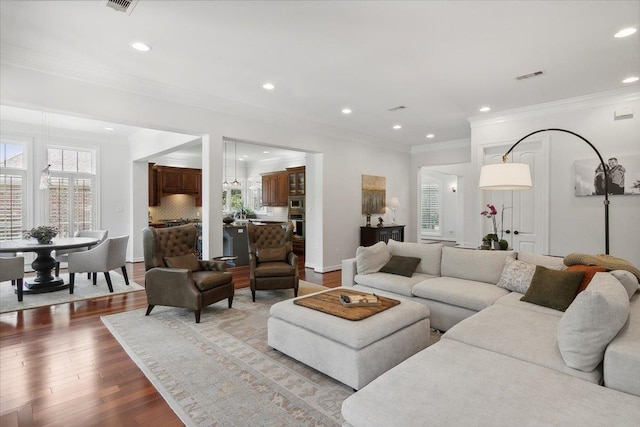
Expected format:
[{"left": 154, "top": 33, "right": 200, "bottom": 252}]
[
  {"left": 380, "top": 255, "right": 421, "bottom": 277},
  {"left": 520, "top": 265, "right": 585, "bottom": 311}
]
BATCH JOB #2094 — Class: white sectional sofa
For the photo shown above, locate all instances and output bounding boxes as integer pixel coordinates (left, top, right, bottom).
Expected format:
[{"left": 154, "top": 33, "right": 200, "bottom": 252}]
[{"left": 340, "top": 240, "right": 640, "bottom": 426}]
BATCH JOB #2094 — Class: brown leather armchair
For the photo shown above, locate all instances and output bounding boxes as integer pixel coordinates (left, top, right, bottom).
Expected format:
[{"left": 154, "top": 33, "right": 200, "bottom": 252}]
[
  {"left": 247, "top": 222, "right": 298, "bottom": 301},
  {"left": 142, "top": 224, "right": 234, "bottom": 323}
]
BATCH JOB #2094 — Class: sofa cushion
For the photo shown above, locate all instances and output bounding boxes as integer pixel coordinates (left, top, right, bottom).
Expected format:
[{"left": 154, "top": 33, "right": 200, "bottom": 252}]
[
  {"left": 387, "top": 240, "right": 442, "bottom": 275},
  {"left": 355, "top": 272, "right": 435, "bottom": 297},
  {"left": 558, "top": 272, "right": 630, "bottom": 372},
  {"left": 379, "top": 255, "right": 421, "bottom": 277},
  {"left": 356, "top": 241, "right": 390, "bottom": 274},
  {"left": 517, "top": 251, "right": 566, "bottom": 270},
  {"left": 440, "top": 247, "right": 515, "bottom": 284},
  {"left": 520, "top": 265, "right": 584, "bottom": 311},
  {"left": 412, "top": 277, "right": 509, "bottom": 312},
  {"left": 604, "top": 293, "right": 640, "bottom": 396},
  {"left": 341, "top": 339, "right": 640, "bottom": 427},
  {"left": 494, "top": 292, "right": 563, "bottom": 317},
  {"left": 164, "top": 253, "right": 201, "bottom": 271},
  {"left": 496, "top": 257, "right": 536, "bottom": 293},
  {"left": 443, "top": 304, "right": 601, "bottom": 383},
  {"left": 609, "top": 269, "right": 640, "bottom": 299},
  {"left": 192, "top": 270, "right": 233, "bottom": 291},
  {"left": 566, "top": 264, "right": 607, "bottom": 294},
  {"left": 253, "top": 261, "right": 296, "bottom": 278}
]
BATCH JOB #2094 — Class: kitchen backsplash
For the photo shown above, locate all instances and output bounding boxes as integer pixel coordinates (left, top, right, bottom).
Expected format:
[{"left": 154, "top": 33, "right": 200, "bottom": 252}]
[{"left": 149, "top": 194, "right": 201, "bottom": 221}]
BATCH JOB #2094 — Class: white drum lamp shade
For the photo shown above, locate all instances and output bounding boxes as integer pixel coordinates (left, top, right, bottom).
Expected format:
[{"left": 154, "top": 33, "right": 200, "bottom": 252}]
[{"left": 478, "top": 163, "right": 532, "bottom": 190}]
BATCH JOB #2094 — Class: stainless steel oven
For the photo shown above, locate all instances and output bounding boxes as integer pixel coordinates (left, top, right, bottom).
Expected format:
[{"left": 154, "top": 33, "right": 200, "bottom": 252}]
[
  {"left": 289, "top": 196, "right": 304, "bottom": 210},
  {"left": 289, "top": 213, "right": 305, "bottom": 239}
]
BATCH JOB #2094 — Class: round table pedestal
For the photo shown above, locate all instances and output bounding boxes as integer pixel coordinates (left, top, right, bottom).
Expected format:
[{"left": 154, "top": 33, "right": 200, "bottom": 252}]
[{"left": 24, "top": 248, "right": 68, "bottom": 293}]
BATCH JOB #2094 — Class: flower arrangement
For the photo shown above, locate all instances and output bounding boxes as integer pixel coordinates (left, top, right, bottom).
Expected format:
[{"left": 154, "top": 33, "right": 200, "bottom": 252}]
[
  {"left": 23, "top": 225, "right": 59, "bottom": 244},
  {"left": 480, "top": 204, "right": 509, "bottom": 250}
]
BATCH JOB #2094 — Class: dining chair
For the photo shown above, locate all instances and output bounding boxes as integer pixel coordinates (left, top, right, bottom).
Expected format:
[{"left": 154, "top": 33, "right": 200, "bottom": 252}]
[
  {"left": 54, "top": 230, "right": 108, "bottom": 277},
  {"left": 0, "top": 256, "right": 25, "bottom": 301},
  {"left": 68, "top": 235, "right": 129, "bottom": 294},
  {"left": 247, "top": 221, "right": 298, "bottom": 301}
]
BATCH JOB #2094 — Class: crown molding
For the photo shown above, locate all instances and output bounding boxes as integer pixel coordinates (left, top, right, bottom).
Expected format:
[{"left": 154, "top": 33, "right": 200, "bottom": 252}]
[
  {"left": 1, "top": 43, "right": 407, "bottom": 153},
  {"left": 411, "top": 138, "right": 470, "bottom": 154},
  {"left": 468, "top": 87, "right": 640, "bottom": 128}
]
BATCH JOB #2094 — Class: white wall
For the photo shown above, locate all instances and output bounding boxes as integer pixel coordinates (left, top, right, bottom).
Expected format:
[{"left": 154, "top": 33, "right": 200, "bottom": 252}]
[
  {"left": 1, "top": 62, "right": 411, "bottom": 271},
  {"left": 470, "top": 88, "right": 640, "bottom": 265}
]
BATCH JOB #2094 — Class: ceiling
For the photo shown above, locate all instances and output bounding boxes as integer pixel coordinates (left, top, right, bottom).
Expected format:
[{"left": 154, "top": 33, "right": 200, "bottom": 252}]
[{"left": 1, "top": 1, "right": 639, "bottom": 149}]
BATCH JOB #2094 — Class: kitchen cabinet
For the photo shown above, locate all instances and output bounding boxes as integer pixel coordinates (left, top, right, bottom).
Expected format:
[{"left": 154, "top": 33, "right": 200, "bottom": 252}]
[
  {"left": 360, "top": 225, "right": 405, "bottom": 247},
  {"left": 286, "top": 166, "right": 305, "bottom": 195},
  {"left": 261, "top": 171, "right": 288, "bottom": 206},
  {"left": 149, "top": 165, "right": 202, "bottom": 206}
]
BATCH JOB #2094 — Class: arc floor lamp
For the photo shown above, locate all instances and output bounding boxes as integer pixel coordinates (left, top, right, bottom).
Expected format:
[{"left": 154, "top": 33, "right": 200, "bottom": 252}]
[{"left": 478, "top": 128, "right": 610, "bottom": 255}]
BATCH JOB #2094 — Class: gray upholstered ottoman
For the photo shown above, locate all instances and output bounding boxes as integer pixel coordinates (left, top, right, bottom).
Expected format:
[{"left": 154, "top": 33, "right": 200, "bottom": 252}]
[{"left": 268, "top": 287, "right": 430, "bottom": 390}]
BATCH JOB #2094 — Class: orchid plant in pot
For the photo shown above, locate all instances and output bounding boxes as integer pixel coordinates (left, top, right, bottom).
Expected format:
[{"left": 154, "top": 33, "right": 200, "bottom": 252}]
[{"left": 480, "top": 204, "right": 509, "bottom": 250}]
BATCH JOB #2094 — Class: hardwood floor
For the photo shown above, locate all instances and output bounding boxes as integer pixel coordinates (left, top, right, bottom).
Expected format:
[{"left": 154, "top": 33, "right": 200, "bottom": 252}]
[{"left": 0, "top": 258, "right": 341, "bottom": 426}]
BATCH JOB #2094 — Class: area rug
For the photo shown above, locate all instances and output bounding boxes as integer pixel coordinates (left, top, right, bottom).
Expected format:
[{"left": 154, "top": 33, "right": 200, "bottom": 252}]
[
  {"left": 0, "top": 272, "right": 144, "bottom": 313},
  {"left": 102, "top": 285, "right": 351, "bottom": 426}
]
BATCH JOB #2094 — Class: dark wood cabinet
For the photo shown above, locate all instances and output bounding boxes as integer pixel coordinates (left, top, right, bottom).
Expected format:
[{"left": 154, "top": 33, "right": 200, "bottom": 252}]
[
  {"left": 261, "top": 171, "right": 288, "bottom": 206},
  {"left": 360, "top": 225, "right": 405, "bottom": 247},
  {"left": 149, "top": 165, "right": 202, "bottom": 206},
  {"left": 286, "top": 166, "right": 305, "bottom": 195}
]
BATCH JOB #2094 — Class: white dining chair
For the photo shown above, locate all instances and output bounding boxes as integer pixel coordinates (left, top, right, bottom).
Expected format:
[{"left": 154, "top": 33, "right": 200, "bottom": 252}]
[
  {"left": 0, "top": 256, "right": 25, "bottom": 301},
  {"left": 68, "top": 235, "right": 129, "bottom": 294},
  {"left": 54, "top": 230, "right": 108, "bottom": 276}
]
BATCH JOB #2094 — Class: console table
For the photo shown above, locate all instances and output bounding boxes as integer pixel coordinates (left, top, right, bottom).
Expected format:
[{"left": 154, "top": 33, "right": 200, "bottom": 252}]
[{"left": 360, "top": 225, "right": 405, "bottom": 246}]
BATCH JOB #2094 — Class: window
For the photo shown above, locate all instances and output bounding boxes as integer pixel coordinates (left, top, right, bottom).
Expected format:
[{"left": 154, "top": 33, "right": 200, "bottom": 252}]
[
  {"left": 222, "top": 184, "right": 243, "bottom": 213},
  {"left": 46, "top": 147, "right": 96, "bottom": 237},
  {"left": 420, "top": 174, "right": 441, "bottom": 236},
  {"left": 0, "top": 142, "right": 27, "bottom": 240}
]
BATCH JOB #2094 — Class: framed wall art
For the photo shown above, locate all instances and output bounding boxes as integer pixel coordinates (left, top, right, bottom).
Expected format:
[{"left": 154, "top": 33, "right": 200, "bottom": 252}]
[
  {"left": 574, "top": 154, "right": 640, "bottom": 196},
  {"left": 362, "top": 175, "right": 386, "bottom": 214}
]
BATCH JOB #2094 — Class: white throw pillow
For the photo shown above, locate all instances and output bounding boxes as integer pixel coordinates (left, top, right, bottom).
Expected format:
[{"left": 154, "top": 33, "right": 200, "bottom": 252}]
[
  {"left": 609, "top": 270, "right": 639, "bottom": 299},
  {"left": 355, "top": 241, "right": 391, "bottom": 275},
  {"left": 496, "top": 257, "right": 536, "bottom": 294},
  {"left": 557, "top": 272, "right": 630, "bottom": 372}
]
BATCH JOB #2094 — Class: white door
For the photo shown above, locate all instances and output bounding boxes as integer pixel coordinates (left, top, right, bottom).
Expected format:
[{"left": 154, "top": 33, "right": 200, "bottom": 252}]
[{"left": 482, "top": 139, "right": 549, "bottom": 253}]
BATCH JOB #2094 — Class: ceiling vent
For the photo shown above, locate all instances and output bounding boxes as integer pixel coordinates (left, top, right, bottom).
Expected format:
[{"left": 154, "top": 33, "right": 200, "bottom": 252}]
[
  {"left": 387, "top": 105, "right": 406, "bottom": 112},
  {"left": 515, "top": 70, "right": 544, "bottom": 81},
  {"left": 103, "top": 0, "right": 139, "bottom": 15}
]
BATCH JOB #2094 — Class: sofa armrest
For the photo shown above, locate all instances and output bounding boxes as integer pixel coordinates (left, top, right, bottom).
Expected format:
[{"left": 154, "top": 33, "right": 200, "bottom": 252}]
[
  {"left": 145, "top": 267, "right": 200, "bottom": 309},
  {"left": 200, "top": 260, "right": 226, "bottom": 272},
  {"left": 342, "top": 257, "right": 357, "bottom": 287}
]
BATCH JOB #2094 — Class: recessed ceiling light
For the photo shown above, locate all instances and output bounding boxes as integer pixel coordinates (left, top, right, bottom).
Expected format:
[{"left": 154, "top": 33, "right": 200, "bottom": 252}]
[
  {"left": 393, "top": 124, "right": 402, "bottom": 130},
  {"left": 104, "top": 127, "right": 114, "bottom": 131},
  {"left": 263, "top": 151, "right": 270, "bottom": 154},
  {"left": 479, "top": 106, "right": 491, "bottom": 112},
  {"left": 426, "top": 134, "right": 435, "bottom": 139},
  {"left": 242, "top": 155, "right": 248, "bottom": 158},
  {"left": 622, "top": 76, "right": 639, "bottom": 84},
  {"left": 262, "top": 82, "right": 275, "bottom": 90},
  {"left": 342, "top": 108, "right": 352, "bottom": 114},
  {"left": 131, "top": 42, "right": 151, "bottom": 52},
  {"left": 615, "top": 27, "right": 637, "bottom": 38}
]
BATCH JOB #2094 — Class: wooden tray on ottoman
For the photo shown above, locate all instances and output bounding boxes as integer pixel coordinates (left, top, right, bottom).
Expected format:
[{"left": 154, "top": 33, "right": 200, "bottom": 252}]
[{"left": 294, "top": 289, "right": 400, "bottom": 321}]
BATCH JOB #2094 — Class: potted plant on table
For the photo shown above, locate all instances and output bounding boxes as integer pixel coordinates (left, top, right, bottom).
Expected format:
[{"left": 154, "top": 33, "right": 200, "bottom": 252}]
[
  {"left": 23, "top": 225, "right": 59, "bottom": 244},
  {"left": 480, "top": 204, "right": 509, "bottom": 250}
]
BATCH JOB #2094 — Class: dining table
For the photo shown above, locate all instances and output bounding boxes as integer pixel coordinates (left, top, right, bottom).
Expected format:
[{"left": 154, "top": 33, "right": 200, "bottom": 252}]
[{"left": 0, "top": 237, "right": 101, "bottom": 293}]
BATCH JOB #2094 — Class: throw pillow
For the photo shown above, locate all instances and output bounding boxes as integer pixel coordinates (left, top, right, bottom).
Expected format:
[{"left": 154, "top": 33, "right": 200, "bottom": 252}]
[
  {"left": 496, "top": 257, "right": 536, "bottom": 294},
  {"left": 356, "top": 241, "right": 391, "bottom": 275},
  {"left": 557, "top": 272, "right": 630, "bottom": 372},
  {"left": 566, "top": 264, "right": 606, "bottom": 294},
  {"left": 256, "top": 246, "right": 287, "bottom": 262},
  {"left": 609, "top": 270, "right": 640, "bottom": 299},
  {"left": 379, "top": 255, "right": 422, "bottom": 277},
  {"left": 164, "top": 253, "right": 201, "bottom": 271},
  {"left": 520, "top": 265, "right": 584, "bottom": 311}
]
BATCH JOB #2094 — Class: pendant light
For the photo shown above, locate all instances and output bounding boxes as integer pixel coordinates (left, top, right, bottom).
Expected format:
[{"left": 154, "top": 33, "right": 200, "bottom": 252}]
[
  {"left": 232, "top": 140, "right": 240, "bottom": 187},
  {"left": 222, "top": 140, "right": 229, "bottom": 187}
]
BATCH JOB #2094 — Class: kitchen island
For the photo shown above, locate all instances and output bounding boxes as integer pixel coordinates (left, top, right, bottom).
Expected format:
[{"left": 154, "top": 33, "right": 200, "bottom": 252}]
[{"left": 222, "top": 225, "right": 249, "bottom": 266}]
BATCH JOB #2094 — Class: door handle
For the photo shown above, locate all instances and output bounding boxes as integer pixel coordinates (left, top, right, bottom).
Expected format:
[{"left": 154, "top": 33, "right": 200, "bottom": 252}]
[
  {"left": 505, "top": 230, "right": 511, "bottom": 234},
  {"left": 514, "top": 230, "right": 519, "bottom": 235}
]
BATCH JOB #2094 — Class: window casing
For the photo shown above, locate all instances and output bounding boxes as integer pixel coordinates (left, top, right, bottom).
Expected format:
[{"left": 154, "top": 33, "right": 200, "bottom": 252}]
[
  {"left": 46, "top": 147, "right": 97, "bottom": 237},
  {"left": 420, "top": 175, "right": 442, "bottom": 237},
  {"left": 0, "top": 141, "right": 27, "bottom": 240}
]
